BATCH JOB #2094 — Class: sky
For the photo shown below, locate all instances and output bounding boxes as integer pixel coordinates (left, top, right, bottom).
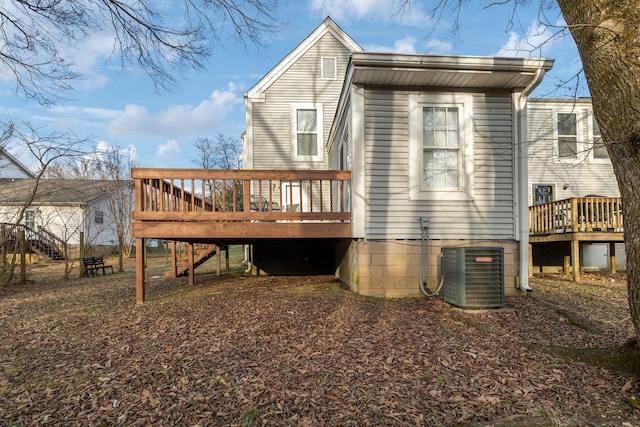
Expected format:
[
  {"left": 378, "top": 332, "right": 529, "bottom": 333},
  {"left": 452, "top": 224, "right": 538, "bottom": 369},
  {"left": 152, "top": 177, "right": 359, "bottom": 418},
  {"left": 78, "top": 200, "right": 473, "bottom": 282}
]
[{"left": 1, "top": 0, "right": 585, "bottom": 171}]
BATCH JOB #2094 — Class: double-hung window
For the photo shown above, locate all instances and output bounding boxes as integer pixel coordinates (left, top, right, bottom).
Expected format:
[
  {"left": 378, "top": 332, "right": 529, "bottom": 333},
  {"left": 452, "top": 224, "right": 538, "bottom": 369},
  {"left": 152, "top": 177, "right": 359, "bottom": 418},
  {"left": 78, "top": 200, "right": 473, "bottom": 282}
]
[
  {"left": 409, "top": 93, "right": 473, "bottom": 200},
  {"left": 291, "top": 103, "right": 323, "bottom": 162},
  {"left": 422, "top": 106, "right": 460, "bottom": 188},
  {"left": 557, "top": 112, "right": 578, "bottom": 159},
  {"left": 592, "top": 115, "right": 608, "bottom": 159}
]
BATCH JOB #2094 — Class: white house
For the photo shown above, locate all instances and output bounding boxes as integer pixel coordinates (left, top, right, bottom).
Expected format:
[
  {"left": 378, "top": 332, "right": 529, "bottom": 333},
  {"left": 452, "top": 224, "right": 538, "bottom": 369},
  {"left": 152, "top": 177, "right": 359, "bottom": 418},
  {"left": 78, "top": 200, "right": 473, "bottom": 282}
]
[
  {"left": 0, "top": 179, "right": 133, "bottom": 257},
  {"left": 243, "top": 17, "right": 554, "bottom": 299},
  {"left": 527, "top": 97, "right": 624, "bottom": 271}
]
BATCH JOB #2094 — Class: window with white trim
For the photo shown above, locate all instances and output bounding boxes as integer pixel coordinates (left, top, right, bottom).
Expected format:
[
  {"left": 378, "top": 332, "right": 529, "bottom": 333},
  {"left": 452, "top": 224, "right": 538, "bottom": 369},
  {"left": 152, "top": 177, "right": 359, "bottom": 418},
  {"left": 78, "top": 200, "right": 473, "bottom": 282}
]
[
  {"left": 409, "top": 93, "right": 473, "bottom": 200},
  {"left": 592, "top": 115, "right": 608, "bottom": 159},
  {"left": 95, "top": 210, "right": 104, "bottom": 224},
  {"left": 321, "top": 57, "right": 337, "bottom": 80},
  {"left": 557, "top": 112, "right": 578, "bottom": 158},
  {"left": 291, "top": 103, "right": 323, "bottom": 162},
  {"left": 533, "top": 184, "right": 554, "bottom": 205}
]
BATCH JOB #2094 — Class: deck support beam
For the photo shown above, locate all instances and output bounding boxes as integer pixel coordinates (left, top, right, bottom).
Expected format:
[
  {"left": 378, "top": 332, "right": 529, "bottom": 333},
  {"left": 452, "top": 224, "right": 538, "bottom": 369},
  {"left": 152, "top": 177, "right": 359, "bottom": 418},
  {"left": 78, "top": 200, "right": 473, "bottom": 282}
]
[
  {"left": 187, "top": 242, "right": 195, "bottom": 286},
  {"left": 571, "top": 239, "right": 580, "bottom": 282},
  {"left": 609, "top": 242, "right": 617, "bottom": 274},
  {"left": 136, "top": 238, "right": 146, "bottom": 304}
]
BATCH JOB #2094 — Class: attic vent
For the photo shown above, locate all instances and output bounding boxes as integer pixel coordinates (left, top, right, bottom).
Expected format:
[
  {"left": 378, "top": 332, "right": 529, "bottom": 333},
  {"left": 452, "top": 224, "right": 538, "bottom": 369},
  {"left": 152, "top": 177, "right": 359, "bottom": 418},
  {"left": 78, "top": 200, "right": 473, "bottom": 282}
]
[
  {"left": 442, "top": 247, "right": 504, "bottom": 309},
  {"left": 321, "top": 57, "right": 337, "bottom": 80}
]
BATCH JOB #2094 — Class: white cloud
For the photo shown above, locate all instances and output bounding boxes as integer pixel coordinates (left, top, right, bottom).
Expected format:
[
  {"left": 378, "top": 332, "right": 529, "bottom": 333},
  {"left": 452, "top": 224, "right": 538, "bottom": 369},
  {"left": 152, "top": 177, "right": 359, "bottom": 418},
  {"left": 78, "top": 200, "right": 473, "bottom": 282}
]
[
  {"left": 66, "top": 30, "right": 116, "bottom": 91},
  {"left": 425, "top": 39, "right": 452, "bottom": 53},
  {"left": 310, "top": 0, "right": 430, "bottom": 26},
  {"left": 496, "top": 20, "right": 561, "bottom": 58},
  {"left": 366, "top": 36, "right": 417, "bottom": 54},
  {"left": 106, "top": 82, "right": 242, "bottom": 138},
  {"left": 157, "top": 139, "right": 181, "bottom": 156},
  {"left": 50, "top": 105, "right": 121, "bottom": 120}
]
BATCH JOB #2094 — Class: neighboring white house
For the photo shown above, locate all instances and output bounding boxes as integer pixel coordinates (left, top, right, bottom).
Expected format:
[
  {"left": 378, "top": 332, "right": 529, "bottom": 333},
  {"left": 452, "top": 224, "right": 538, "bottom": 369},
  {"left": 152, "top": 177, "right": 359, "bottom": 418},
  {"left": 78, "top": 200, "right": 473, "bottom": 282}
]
[
  {"left": 243, "top": 17, "right": 554, "bottom": 298},
  {"left": 0, "top": 148, "right": 36, "bottom": 179},
  {"left": 0, "top": 179, "right": 133, "bottom": 256},
  {"left": 527, "top": 97, "right": 625, "bottom": 271}
]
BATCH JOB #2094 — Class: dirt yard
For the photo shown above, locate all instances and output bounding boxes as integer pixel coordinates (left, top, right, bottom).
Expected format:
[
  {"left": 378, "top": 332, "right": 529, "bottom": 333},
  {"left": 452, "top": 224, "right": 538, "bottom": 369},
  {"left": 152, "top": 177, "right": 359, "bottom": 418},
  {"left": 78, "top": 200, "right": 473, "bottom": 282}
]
[{"left": 1, "top": 251, "right": 639, "bottom": 426}]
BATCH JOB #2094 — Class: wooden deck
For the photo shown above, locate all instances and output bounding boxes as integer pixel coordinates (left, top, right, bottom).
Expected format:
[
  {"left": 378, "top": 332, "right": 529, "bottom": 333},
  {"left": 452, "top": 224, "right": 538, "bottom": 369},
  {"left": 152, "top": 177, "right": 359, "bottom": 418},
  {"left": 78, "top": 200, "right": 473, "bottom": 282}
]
[
  {"left": 132, "top": 168, "right": 352, "bottom": 303},
  {"left": 528, "top": 197, "right": 624, "bottom": 281}
]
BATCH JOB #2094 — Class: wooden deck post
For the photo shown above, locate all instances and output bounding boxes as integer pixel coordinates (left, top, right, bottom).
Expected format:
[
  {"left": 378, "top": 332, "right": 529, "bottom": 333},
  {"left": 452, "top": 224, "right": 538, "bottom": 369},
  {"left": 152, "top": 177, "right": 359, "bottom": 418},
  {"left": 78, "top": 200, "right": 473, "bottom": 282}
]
[
  {"left": 136, "top": 238, "right": 146, "bottom": 304},
  {"left": 187, "top": 242, "right": 195, "bottom": 285},
  {"left": 225, "top": 245, "right": 230, "bottom": 274},
  {"left": 170, "top": 240, "right": 177, "bottom": 278},
  {"left": 216, "top": 244, "right": 221, "bottom": 277},
  {"left": 571, "top": 239, "right": 580, "bottom": 282},
  {"left": 528, "top": 243, "right": 533, "bottom": 277},
  {"left": 609, "top": 242, "right": 617, "bottom": 274}
]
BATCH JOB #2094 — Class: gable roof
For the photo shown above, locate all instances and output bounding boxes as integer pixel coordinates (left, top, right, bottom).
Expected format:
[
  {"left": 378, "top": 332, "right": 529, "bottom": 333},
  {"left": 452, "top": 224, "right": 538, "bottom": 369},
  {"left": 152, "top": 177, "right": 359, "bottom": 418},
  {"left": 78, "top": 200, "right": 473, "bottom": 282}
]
[
  {"left": 0, "top": 179, "right": 132, "bottom": 206},
  {"left": 245, "top": 17, "right": 362, "bottom": 100},
  {"left": 0, "top": 148, "right": 36, "bottom": 179}
]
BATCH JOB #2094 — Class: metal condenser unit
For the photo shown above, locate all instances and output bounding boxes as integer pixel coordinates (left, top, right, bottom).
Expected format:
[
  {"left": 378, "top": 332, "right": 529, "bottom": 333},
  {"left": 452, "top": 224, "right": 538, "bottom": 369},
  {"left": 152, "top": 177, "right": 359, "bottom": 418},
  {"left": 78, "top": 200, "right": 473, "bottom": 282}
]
[{"left": 441, "top": 247, "right": 504, "bottom": 309}]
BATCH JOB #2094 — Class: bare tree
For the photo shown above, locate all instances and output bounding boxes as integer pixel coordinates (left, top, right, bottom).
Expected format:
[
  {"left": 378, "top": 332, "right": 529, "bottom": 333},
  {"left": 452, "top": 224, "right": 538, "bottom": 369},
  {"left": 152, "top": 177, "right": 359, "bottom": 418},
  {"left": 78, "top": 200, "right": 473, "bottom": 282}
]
[
  {"left": 192, "top": 133, "right": 242, "bottom": 210},
  {"left": 0, "top": 0, "right": 282, "bottom": 105},
  {"left": 93, "top": 145, "right": 136, "bottom": 272}
]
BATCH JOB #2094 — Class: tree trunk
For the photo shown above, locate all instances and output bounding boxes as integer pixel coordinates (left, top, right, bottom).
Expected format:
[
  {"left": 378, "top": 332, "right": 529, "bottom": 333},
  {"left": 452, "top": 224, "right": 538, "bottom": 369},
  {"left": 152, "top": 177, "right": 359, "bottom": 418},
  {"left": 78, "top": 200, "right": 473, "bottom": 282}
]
[{"left": 557, "top": 1, "right": 640, "bottom": 337}]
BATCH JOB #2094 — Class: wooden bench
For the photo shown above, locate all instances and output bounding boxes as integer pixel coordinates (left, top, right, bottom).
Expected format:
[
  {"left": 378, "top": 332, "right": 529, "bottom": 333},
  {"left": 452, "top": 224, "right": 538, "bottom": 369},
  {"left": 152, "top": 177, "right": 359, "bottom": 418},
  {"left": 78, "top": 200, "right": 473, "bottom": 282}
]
[{"left": 83, "top": 257, "right": 114, "bottom": 277}]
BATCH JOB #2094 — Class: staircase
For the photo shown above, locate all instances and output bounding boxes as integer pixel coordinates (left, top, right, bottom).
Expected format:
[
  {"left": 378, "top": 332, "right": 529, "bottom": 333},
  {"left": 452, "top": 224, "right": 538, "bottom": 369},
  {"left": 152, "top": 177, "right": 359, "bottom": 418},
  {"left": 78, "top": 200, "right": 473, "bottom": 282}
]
[
  {"left": 165, "top": 243, "right": 218, "bottom": 277},
  {"left": 1, "top": 223, "right": 65, "bottom": 260}
]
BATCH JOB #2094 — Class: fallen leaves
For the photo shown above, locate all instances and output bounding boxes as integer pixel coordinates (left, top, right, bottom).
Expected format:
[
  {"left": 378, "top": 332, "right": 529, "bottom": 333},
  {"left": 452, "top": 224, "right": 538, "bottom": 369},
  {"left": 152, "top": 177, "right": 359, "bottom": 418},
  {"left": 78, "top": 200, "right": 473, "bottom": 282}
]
[{"left": 0, "top": 266, "right": 638, "bottom": 426}]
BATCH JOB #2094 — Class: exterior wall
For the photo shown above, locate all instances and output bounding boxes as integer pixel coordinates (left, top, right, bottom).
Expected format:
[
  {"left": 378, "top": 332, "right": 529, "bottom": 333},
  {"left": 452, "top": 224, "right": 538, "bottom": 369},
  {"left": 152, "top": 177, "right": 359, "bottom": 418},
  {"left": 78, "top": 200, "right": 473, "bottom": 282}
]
[
  {"left": 249, "top": 33, "right": 354, "bottom": 171},
  {"left": 0, "top": 199, "right": 119, "bottom": 247},
  {"left": 527, "top": 98, "right": 619, "bottom": 203},
  {"left": 336, "top": 239, "right": 521, "bottom": 298},
  {"left": 360, "top": 89, "right": 517, "bottom": 241}
]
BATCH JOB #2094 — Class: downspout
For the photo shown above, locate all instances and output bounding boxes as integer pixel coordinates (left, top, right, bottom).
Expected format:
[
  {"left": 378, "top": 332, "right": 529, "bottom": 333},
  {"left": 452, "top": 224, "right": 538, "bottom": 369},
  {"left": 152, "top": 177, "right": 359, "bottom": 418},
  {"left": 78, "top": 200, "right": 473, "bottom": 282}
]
[{"left": 516, "top": 68, "right": 546, "bottom": 292}]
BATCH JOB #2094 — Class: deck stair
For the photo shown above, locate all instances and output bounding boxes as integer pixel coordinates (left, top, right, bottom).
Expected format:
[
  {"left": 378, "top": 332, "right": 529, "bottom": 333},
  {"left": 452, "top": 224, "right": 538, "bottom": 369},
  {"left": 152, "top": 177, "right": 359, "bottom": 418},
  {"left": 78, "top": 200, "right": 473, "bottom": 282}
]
[
  {"left": 1, "top": 223, "right": 65, "bottom": 260},
  {"left": 165, "top": 243, "right": 218, "bottom": 277}
]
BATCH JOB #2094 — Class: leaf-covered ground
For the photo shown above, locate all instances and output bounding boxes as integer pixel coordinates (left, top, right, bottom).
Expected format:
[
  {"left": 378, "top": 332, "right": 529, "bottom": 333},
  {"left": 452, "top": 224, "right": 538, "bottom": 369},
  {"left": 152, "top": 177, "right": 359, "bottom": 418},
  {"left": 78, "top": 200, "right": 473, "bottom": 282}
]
[{"left": 1, "top": 255, "right": 639, "bottom": 426}]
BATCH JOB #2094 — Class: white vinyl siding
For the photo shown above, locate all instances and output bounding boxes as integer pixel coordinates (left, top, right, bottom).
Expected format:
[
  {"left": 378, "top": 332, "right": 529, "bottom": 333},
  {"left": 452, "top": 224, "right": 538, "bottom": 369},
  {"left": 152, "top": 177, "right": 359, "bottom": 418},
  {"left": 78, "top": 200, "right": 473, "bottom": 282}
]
[
  {"left": 363, "top": 90, "right": 515, "bottom": 240},
  {"left": 250, "top": 33, "right": 352, "bottom": 170},
  {"left": 527, "top": 99, "right": 619, "bottom": 204}
]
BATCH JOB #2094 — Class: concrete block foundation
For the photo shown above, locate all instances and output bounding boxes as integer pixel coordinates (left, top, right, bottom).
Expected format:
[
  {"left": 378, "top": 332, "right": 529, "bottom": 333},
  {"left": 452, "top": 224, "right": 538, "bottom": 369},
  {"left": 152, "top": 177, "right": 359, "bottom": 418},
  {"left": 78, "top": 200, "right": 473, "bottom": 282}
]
[{"left": 335, "top": 239, "right": 522, "bottom": 298}]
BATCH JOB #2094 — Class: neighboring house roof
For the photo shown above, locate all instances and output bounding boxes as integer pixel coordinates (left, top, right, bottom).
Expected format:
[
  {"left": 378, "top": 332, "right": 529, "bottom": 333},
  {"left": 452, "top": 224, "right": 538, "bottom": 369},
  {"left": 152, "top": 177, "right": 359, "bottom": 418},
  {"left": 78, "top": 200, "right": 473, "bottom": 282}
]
[
  {"left": 0, "top": 147, "right": 36, "bottom": 179},
  {"left": 0, "top": 179, "right": 132, "bottom": 206},
  {"left": 245, "top": 16, "right": 363, "bottom": 100}
]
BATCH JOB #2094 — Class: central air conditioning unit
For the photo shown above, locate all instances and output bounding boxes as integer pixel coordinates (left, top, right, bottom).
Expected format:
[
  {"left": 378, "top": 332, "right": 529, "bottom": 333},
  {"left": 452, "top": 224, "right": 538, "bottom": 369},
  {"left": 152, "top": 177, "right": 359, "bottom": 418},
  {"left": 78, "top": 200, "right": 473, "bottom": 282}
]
[{"left": 441, "top": 247, "right": 504, "bottom": 309}]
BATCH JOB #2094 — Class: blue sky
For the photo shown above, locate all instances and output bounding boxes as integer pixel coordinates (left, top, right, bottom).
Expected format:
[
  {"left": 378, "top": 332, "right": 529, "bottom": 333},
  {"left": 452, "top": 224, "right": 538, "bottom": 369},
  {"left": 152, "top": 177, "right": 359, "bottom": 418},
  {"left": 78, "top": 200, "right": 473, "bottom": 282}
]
[{"left": 2, "top": 0, "right": 584, "bottom": 171}]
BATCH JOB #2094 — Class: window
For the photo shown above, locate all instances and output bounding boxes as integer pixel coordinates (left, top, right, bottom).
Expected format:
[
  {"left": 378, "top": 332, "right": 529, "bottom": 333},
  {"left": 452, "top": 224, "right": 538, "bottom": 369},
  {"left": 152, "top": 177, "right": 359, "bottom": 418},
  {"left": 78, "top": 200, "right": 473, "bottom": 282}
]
[
  {"left": 321, "top": 57, "right": 337, "bottom": 80},
  {"left": 409, "top": 93, "right": 473, "bottom": 200},
  {"left": 422, "top": 106, "right": 460, "bottom": 188},
  {"left": 291, "top": 103, "right": 323, "bottom": 161},
  {"left": 557, "top": 112, "right": 578, "bottom": 158},
  {"left": 533, "top": 185, "right": 554, "bottom": 205},
  {"left": 592, "top": 116, "right": 609, "bottom": 159},
  {"left": 95, "top": 210, "right": 104, "bottom": 224},
  {"left": 25, "top": 210, "right": 35, "bottom": 229}
]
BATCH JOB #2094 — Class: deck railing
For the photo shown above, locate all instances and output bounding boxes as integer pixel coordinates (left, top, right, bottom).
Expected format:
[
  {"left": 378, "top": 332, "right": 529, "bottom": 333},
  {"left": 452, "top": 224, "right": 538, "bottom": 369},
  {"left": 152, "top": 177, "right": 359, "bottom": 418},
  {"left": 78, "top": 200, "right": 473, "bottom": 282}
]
[
  {"left": 131, "top": 168, "right": 351, "bottom": 224},
  {"left": 529, "top": 197, "right": 623, "bottom": 235}
]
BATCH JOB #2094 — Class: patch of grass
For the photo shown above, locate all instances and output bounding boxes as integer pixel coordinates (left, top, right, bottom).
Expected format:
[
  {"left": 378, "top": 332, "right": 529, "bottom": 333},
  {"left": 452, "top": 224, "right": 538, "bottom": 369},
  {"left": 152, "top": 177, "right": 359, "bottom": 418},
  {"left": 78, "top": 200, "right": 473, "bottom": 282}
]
[{"left": 241, "top": 406, "right": 259, "bottom": 427}]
